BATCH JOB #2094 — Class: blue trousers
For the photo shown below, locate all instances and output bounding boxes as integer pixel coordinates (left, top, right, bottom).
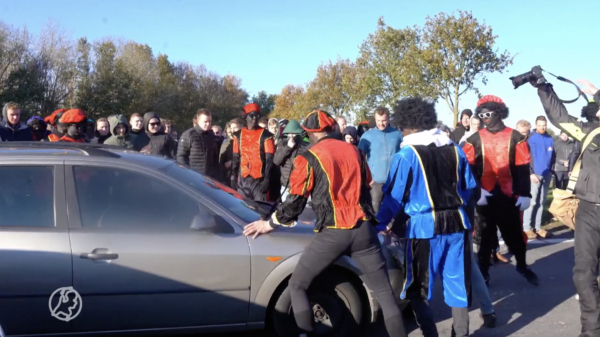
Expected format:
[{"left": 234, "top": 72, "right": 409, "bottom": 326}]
[{"left": 402, "top": 231, "right": 471, "bottom": 308}]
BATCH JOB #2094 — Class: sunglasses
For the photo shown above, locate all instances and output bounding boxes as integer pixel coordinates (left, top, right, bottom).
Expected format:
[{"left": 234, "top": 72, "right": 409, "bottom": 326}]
[
  {"left": 149, "top": 122, "right": 161, "bottom": 127},
  {"left": 478, "top": 111, "right": 495, "bottom": 119}
]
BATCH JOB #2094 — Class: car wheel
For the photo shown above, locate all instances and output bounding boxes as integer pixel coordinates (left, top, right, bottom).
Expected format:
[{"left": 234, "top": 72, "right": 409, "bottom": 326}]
[{"left": 272, "top": 272, "right": 363, "bottom": 337}]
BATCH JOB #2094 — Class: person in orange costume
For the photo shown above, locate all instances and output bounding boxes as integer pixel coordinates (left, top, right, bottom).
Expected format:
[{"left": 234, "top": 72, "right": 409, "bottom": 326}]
[
  {"left": 463, "top": 95, "right": 538, "bottom": 287},
  {"left": 57, "top": 109, "right": 88, "bottom": 143},
  {"left": 231, "top": 103, "right": 275, "bottom": 202}
]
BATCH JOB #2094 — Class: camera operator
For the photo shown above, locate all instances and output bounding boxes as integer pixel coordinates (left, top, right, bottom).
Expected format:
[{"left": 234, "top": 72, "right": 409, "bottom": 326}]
[{"left": 533, "top": 75, "right": 600, "bottom": 335}]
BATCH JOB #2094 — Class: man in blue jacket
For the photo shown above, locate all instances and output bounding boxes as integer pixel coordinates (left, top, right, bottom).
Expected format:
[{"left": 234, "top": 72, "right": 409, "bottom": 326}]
[
  {"left": 358, "top": 107, "right": 403, "bottom": 213},
  {"left": 523, "top": 116, "right": 555, "bottom": 239}
]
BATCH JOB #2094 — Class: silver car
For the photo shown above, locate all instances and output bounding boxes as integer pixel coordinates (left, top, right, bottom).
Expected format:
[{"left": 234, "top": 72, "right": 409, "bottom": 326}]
[{"left": 0, "top": 142, "right": 406, "bottom": 337}]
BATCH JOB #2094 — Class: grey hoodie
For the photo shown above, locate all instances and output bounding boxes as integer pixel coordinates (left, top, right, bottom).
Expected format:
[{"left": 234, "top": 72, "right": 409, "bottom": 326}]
[
  {"left": 0, "top": 103, "right": 33, "bottom": 141},
  {"left": 103, "top": 114, "right": 137, "bottom": 149}
]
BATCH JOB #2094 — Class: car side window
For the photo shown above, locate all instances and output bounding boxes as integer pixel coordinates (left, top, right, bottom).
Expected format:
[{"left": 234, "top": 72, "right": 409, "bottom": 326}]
[
  {"left": 73, "top": 166, "right": 234, "bottom": 233},
  {"left": 0, "top": 166, "right": 54, "bottom": 227}
]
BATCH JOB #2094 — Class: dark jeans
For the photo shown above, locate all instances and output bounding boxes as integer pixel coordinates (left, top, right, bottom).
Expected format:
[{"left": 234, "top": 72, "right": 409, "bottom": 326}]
[
  {"left": 288, "top": 222, "right": 407, "bottom": 337},
  {"left": 371, "top": 182, "right": 384, "bottom": 214},
  {"left": 476, "top": 194, "right": 528, "bottom": 279},
  {"left": 574, "top": 200, "right": 600, "bottom": 337},
  {"left": 555, "top": 171, "right": 569, "bottom": 190}
]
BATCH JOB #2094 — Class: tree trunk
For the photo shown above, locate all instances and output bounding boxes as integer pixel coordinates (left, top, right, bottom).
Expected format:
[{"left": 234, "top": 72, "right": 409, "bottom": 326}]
[{"left": 452, "top": 85, "right": 460, "bottom": 128}]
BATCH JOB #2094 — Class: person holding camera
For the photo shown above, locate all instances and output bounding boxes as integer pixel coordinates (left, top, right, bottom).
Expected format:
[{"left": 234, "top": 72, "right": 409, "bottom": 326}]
[
  {"left": 532, "top": 74, "right": 600, "bottom": 336},
  {"left": 273, "top": 119, "right": 310, "bottom": 201}
]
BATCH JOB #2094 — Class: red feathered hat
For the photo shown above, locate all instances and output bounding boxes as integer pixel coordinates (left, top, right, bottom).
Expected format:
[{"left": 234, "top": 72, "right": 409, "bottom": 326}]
[
  {"left": 477, "top": 95, "right": 504, "bottom": 107},
  {"left": 45, "top": 109, "right": 67, "bottom": 125},
  {"left": 243, "top": 103, "right": 261, "bottom": 114},
  {"left": 302, "top": 110, "right": 337, "bottom": 132},
  {"left": 59, "top": 109, "right": 87, "bottom": 124}
]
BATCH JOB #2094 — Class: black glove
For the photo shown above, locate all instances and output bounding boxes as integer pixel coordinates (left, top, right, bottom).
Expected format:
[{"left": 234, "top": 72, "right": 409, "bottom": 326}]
[{"left": 260, "top": 178, "right": 270, "bottom": 192}]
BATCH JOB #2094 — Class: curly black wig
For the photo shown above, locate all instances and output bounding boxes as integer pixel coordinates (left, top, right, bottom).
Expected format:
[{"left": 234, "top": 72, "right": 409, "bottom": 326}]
[
  {"left": 392, "top": 97, "right": 438, "bottom": 131},
  {"left": 581, "top": 102, "right": 599, "bottom": 122},
  {"left": 475, "top": 102, "right": 509, "bottom": 120}
]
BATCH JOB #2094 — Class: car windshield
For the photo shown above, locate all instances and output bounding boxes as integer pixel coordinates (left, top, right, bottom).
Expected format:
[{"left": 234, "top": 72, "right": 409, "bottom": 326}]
[{"left": 160, "top": 163, "right": 267, "bottom": 223}]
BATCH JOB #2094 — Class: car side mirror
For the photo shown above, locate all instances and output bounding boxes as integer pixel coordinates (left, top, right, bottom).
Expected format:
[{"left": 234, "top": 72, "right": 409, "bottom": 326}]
[{"left": 190, "top": 215, "right": 217, "bottom": 232}]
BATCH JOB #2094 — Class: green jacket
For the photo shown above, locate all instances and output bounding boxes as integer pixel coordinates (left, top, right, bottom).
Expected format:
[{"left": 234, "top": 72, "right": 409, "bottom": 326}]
[{"left": 103, "top": 115, "right": 137, "bottom": 149}]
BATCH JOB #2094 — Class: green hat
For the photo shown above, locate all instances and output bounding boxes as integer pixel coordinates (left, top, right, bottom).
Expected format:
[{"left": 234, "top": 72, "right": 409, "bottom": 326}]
[{"left": 282, "top": 119, "right": 303, "bottom": 135}]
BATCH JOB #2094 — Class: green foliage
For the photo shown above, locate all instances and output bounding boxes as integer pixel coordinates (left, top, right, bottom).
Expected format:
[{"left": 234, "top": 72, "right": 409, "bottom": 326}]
[
  {"left": 0, "top": 21, "right": 248, "bottom": 129},
  {"left": 420, "top": 11, "right": 514, "bottom": 126},
  {"left": 251, "top": 91, "right": 277, "bottom": 116}
]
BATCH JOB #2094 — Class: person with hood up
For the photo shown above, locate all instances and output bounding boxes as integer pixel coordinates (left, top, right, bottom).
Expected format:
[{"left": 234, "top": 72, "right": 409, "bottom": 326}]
[
  {"left": 137, "top": 112, "right": 177, "bottom": 159},
  {"left": 27, "top": 116, "right": 51, "bottom": 141},
  {"left": 273, "top": 119, "right": 310, "bottom": 201},
  {"left": 342, "top": 126, "right": 359, "bottom": 145},
  {"left": 220, "top": 118, "right": 244, "bottom": 185},
  {"left": 45, "top": 109, "right": 67, "bottom": 142},
  {"left": 450, "top": 109, "right": 474, "bottom": 144},
  {"left": 57, "top": 109, "right": 88, "bottom": 143},
  {"left": 103, "top": 114, "right": 137, "bottom": 149},
  {"left": 90, "top": 118, "right": 111, "bottom": 144},
  {"left": 376, "top": 97, "right": 477, "bottom": 337},
  {"left": 458, "top": 116, "right": 482, "bottom": 146},
  {"left": 0, "top": 102, "right": 33, "bottom": 141}
]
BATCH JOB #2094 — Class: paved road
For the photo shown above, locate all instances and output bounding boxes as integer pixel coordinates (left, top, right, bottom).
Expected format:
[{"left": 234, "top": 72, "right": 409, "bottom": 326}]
[{"left": 197, "top": 226, "right": 579, "bottom": 337}]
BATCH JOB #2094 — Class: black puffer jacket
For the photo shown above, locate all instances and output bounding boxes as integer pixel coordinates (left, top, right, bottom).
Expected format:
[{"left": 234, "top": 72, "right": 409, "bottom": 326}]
[
  {"left": 138, "top": 112, "right": 177, "bottom": 159},
  {"left": 273, "top": 137, "right": 310, "bottom": 186},
  {"left": 176, "top": 125, "right": 220, "bottom": 178}
]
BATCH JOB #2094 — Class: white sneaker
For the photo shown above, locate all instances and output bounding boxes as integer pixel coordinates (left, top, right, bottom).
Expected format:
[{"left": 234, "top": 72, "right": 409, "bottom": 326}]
[{"left": 576, "top": 294, "right": 580, "bottom": 300}]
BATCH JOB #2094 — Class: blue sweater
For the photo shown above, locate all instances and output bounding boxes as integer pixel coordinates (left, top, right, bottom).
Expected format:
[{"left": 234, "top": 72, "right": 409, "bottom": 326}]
[
  {"left": 358, "top": 126, "right": 403, "bottom": 184},
  {"left": 528, "top": 132, "right": 554, "bottom": 176}
]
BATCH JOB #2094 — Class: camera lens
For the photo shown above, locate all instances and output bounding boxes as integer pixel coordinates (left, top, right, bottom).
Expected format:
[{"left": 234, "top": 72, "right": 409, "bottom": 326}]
[{"left": 510, "top": 71, "right": 535, "bottom": 89}]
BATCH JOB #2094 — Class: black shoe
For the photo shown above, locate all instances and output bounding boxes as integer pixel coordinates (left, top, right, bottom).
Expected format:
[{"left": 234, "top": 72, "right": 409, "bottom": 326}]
[
  {"left": 481, "top": 312, "right": 496, "bottom": 328},
  {"left": 517, "top": 266, "right": 539, "bottom": 286}
]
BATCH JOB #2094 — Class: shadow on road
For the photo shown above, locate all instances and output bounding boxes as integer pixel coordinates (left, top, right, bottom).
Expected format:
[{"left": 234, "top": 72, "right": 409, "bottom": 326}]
[{"left": 410, "top": 242, "right": 576, "bottom": 336}]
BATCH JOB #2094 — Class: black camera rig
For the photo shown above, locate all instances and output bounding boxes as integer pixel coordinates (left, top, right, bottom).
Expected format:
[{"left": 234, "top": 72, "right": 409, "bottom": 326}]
[{"left": 510, "top": 65, "right": 589, "bottom": 104}]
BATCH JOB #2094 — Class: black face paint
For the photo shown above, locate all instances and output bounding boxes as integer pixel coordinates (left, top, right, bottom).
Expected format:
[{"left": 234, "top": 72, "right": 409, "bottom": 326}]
[
  {"left": 246, "top": 112, "right": 259, "bottom": 130},
  {"left": 31, "top": 124, "right": 47, "bottom": 140},
  {"left": 67, "top": 123, "right": 84, "bottom": 139},
  {"left": 478, "top": 109, "right": 503, "bottom": 133}
]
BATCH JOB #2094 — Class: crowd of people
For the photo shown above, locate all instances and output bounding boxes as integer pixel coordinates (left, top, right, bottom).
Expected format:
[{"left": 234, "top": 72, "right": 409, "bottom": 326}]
[
  {"left": 2, "top": 75, "right": 600, "bottom": 337},
  {"left": 243, "top": 78, "right": 600, "bottom": 337}
]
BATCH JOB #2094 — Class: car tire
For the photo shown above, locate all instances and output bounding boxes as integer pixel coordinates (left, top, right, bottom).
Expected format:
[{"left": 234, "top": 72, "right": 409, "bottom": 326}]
[{"left": 272, "top": 272, "right": 363, "bottom": 337}]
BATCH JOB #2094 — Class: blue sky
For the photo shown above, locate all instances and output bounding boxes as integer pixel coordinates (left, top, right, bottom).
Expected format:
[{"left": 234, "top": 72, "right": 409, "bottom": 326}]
[{"left": 1, "top": 0, "right": 597, "bottom": 130}]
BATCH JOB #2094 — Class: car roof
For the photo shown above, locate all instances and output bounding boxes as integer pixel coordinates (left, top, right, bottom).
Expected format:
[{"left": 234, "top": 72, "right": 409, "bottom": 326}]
[{"left": 0, "top": 142, "right": 172, "bottom": 169}]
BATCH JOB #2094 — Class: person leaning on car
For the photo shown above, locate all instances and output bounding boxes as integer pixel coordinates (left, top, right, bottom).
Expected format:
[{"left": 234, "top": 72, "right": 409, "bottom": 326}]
[
  {"left": 535, "top": 78, "right": 600, "bottom": 336},
  {"left": 242, "top": 110, "right": 407, "bottom": 337}
]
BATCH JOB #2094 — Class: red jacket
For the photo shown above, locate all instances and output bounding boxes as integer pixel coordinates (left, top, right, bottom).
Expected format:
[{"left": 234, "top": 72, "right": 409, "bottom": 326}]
[
  {"left": 271, "top": 137, "right": 376, "bottom": 231},
  {"left": 462, "top": 127, "right": 532, "bottom": 198},
  {"left": 232, "top": 127, "right": 275, "bottom": 180}
]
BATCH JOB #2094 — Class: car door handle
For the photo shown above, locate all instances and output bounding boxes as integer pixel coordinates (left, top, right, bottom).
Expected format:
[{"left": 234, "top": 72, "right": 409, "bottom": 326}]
[{"left": 80, "top": 253, "right": 119, "bottom": 260}]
